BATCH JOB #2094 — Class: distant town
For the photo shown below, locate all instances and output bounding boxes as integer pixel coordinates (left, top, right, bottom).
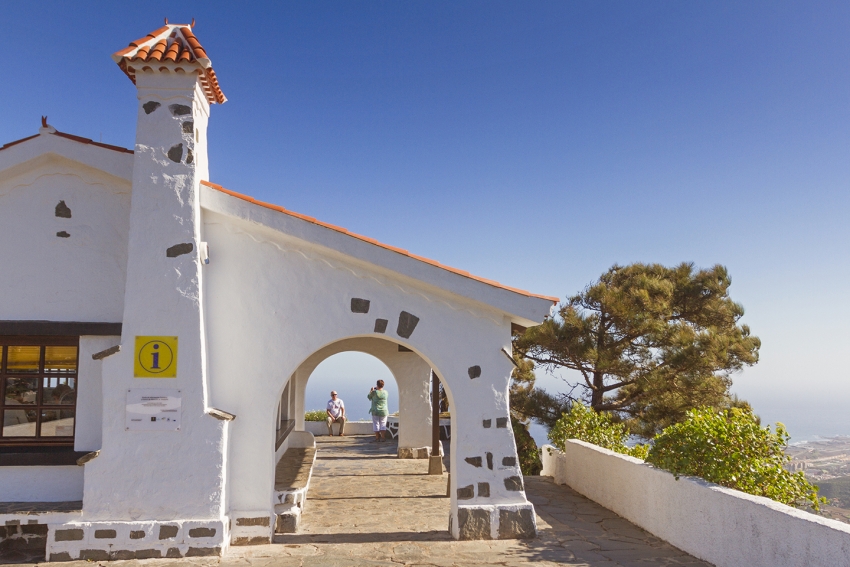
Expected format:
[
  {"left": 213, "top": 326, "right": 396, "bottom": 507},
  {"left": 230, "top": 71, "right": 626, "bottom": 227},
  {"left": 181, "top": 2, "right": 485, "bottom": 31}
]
[{"left": 787, "top": 436, "right": 850, "bottom": 523}]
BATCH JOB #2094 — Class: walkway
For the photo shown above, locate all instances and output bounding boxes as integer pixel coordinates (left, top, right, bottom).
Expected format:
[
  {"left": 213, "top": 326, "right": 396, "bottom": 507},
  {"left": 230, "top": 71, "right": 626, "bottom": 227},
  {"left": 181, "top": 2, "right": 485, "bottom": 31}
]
[{"left": 17, "top": 435, "right": 712, "bottom": 566}]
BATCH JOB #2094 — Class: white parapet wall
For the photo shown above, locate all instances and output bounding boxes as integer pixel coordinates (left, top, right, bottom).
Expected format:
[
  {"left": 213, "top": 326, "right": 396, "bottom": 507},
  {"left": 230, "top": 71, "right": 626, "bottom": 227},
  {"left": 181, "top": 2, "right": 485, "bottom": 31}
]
[{"left": 541, "top": 441, "right": 850, "bottom": 567}]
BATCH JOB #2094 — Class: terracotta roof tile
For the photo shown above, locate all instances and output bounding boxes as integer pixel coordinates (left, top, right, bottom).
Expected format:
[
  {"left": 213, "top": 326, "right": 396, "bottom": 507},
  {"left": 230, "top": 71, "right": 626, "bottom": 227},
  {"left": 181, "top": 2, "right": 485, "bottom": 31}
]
[
  {"left": 200, "top": 180, "right": 559, "bottom": 304},
  {"left": 0, "top": 129, "right": 133, "bottom": 154},
  {"left": 112, "top": 24, "right": 225, "bottom": 105}
]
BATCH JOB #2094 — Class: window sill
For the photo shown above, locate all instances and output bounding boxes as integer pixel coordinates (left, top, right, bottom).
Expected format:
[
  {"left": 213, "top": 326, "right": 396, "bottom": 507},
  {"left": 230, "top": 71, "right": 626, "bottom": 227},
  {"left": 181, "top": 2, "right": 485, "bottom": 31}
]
[{"left": 0, "top": 448, "right": 89, "bottom": 466}]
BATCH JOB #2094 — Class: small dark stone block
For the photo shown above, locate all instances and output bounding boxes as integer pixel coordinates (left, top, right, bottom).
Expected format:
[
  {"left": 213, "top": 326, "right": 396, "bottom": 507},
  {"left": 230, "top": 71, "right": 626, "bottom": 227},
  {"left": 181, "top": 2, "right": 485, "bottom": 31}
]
[
  {"left": 21, "top": 524, "right": 47, "bottom": 535},
  {"left": 50, "top": 552, "right": 73, "bottom": 562},
  {"left": 502, "top": 456, "right": 517, "bottom": 467},
  {"left": 374, "top": 318, "right": 388, "bottom": 333},
  {"left": 167, "top": 143, "right": 184, "bottom": 163},
  {"left": 457, "top": 485, "right": 475, "bottom": 500},
  {"left": 182, "top": 121, "right": 194, "bottom": 134},
  {"left": 143, "top": 101, "right": 161, "bottom": 114},
  {"left": 189, "top": 527, "right": 216, "bottom": 538},
  {"left": 496, "top": 417, "right": 508, "bottom": 428},
  {"left": 80, "top": 549, "right": 110, "bottom": 561},
  {"left": 166, "top": 242, "right": 194, "bottom": 257},
  {"left": 129, "top": 530, "right": 145, "bottom": 539},
  {"left": 55, "top": 528, "right": 84, "bottom": 541},
  {"left": 158, "top": 525, "right": 179, "bottom": 540},
  {"left": 235, "top": 517, "right": 270, "bottom": 527},
  {"left": 166, "top": 547, "right": 182, "bottom": 558},
  {"left": 350, "top": 298, "right": 370, "bottom": 313},
  {"left": 186, "top": 148, "right": 194, "bottom": 164},
  {"left": 504, "top": 475, "right": 524, "bottom": 491},
  {"left": 499, "top": 508, "right": 536, "bottom": 539},
  {"left": 111, "top": 550, "right": 136, "bottom": 560},
  {"left": 398, "top": 344, "right": 413, "bottom": 352},
  {"left": 136, "top": 548, "right": 163, "bottom": 559},
  {"left": 457, "top": 507, "right": 491, "bottom": 540},
  {"left": 169, "top": 103, "right": 192, "bottom": 116},
  {"left": 396, "top": 311, "right": 419, "bottom": 338},
  {"left": 56, "top": 231, "right": 70, "bottom": 238},
  {"left": 94, "top": 529, "right": 116, "bottom": 539},
  {"left": 483, "top": 419, "right": 491, "bottom": 428},
  {"left": 486, "top": 452, "right": 493, "bottom": 470},
  {"left": 55, "top": 200, "right": 71, "bottom": 218},
  {"left": 468, "top": 365, "right": 481, "bottom": 379},
  {"left": 478, "top": 482, "right": 490, "bottom": 497},
  {"left": 464, "top": 456, "right": 482, "bottom": 468},
  {"left": 187, "top": 546, "right": 220, "bottom": 557}
]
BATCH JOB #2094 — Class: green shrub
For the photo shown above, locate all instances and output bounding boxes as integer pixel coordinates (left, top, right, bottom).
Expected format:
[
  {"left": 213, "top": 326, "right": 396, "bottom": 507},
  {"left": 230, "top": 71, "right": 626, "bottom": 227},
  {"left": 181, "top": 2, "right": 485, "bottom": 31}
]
[
  {"left": 304, "top": 409, "right": 326, "bottom": 422},
  {"left": 548, "top": 402, "right": 648, "bottom": 459},
  {"left": 646, "top": 407, "right": 825, "bottom": 511},
  {"left": 511, "top": 417, "right": 542, "bottom": 475}
]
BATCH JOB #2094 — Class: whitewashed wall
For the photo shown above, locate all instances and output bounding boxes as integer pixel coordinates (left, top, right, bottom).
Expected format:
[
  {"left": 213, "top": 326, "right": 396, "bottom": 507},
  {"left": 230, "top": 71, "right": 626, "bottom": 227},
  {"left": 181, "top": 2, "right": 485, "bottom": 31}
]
[
  {"left": 0, "top": 144, "right": 131, "bottom": 321},
  {"left": 542, "top": 441, "right": 850, "bottom": 567},
  {"left": 0, "top": 466, "right": 83, "bottom": 502},
  {"left": 75, "top": 336, "right": 120, "bottom": 452},
  {"left": 201, "top": 208, "right": 529, "bottom": 536}
]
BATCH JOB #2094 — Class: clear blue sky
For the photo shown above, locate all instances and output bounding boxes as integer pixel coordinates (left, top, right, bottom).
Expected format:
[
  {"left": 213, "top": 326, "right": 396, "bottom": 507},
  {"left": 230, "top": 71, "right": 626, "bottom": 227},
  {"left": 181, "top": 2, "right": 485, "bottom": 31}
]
[{"left": 2, "top": 1, "right": 848, "bottom": 440}]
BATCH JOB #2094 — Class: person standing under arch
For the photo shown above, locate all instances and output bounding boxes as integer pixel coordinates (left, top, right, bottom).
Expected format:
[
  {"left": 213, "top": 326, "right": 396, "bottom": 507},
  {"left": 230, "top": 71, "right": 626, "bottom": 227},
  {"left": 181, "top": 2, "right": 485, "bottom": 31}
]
[{"left": 367, "top": 380, "right": 389, "bottom": 442}]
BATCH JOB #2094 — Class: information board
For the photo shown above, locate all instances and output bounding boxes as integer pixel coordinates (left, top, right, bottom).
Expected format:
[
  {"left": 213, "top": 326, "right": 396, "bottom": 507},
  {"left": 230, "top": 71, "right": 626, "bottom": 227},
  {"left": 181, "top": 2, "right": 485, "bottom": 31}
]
[
  {"left": 125, "top": 389, "right": 182, "bottom": 431},
  {"left": 134, "top": 336, "right": 178, "bottom": 378}
]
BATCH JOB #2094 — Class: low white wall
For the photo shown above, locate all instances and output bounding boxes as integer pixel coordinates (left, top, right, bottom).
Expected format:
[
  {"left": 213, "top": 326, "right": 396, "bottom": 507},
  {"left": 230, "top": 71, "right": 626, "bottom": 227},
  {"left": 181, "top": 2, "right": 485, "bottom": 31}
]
[
  {"left": 304, "top": 421, "right": 374, "bottom": 436},
  {"left": 0, "top": 466, "right": 83, "bottom": 502},
  {"left": 541, "top": 441, "right": 850, "bottom": 567}
]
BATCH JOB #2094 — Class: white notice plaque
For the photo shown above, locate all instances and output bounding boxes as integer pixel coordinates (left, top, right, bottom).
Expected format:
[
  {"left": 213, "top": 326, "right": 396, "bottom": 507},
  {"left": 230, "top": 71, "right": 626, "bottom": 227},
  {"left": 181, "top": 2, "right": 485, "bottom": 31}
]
[{"left": 126, "top": 389, "right": 182, "bottom": 431}]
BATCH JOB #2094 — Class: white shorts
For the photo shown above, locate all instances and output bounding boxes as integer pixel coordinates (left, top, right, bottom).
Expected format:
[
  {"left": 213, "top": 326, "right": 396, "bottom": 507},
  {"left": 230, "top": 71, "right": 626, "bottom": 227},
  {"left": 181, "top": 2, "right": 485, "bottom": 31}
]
[{"left": 372, "top": 415, "right": 388, "bottom": 432}]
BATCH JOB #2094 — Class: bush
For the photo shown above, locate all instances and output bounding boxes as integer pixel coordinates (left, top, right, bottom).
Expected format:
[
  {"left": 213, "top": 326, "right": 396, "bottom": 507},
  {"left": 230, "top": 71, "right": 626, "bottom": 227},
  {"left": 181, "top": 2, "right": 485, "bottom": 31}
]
[
  {"left": 511, "top": 417, "right": 542, "bottom": 475},
  {"left": 548, "top": 402, "right": 648, "bottom": 459},
  {"left": 304, "top": 409, "right": 326, "bottom": 422},
  {"left": 646, "top": 407, "right": 825, "bottom": 511}
]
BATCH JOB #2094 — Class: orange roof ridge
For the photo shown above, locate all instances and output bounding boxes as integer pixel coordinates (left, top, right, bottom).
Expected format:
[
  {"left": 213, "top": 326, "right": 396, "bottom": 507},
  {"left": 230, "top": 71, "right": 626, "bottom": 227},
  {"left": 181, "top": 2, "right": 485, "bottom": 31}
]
[
  {"left": 112, "top": 24, "right": 225, "bottom": 105},
  {"left": 0, "top": 129, "right": 133, "bottom": 155},
  {"left": 200, "top": 180, "right": 559, "bottom": 304}
]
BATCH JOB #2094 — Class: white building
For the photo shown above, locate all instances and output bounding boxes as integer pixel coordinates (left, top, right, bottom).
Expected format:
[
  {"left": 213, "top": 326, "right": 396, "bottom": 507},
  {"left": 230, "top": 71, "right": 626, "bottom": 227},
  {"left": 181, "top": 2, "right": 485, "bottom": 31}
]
[{"left": 0, "top": 22, "right": 557, "bottom": 561}]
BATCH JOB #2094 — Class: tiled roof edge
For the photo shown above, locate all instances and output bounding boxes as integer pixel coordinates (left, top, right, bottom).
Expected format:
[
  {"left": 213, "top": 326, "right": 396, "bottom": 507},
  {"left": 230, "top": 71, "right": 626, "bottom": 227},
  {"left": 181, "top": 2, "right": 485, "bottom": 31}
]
[{"left": 0, "top": 131, "right": 133, "bottom": 155}]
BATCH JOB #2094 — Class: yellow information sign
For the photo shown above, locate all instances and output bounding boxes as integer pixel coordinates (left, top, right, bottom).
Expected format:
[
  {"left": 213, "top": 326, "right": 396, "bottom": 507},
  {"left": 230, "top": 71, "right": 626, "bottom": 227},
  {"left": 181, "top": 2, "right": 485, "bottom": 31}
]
[{"left": 134, "top": 336, "right": 178, "bottom": 378}]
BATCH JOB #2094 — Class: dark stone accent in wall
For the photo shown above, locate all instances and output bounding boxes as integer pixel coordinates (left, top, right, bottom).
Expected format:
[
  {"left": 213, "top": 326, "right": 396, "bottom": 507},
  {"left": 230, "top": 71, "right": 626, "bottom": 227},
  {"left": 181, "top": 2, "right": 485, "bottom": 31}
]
[
  {"left": 235, "top": 517, "right": 270, "bottom": 527},
  {"left": 22, "top": 525, "right": 48, "bottom": 535},
  {"left": 54, "top": 529, "right": 84, "bottom": 541},
  {"left": 398, "top": 344, "right": 413, "bottom": 352},
  {"left": 92, "top": 345, "right": 120, "bottom": 360},
  {"left": 111, "top": 550, "right": 136, "bottom": 560},
  {"left": 169, "top": 104, "right": 192, "bottom": 116},
  {"left": 496, "top": 417, "right": 508, "bottom": 428},
  {"left": 136, "top": 549, "right": 163, "bottom": 559},
  {"left": 167, "top": 143, "right": 184, "bottom": 163},
  {"left": 143, "top": 101, "right": 161, "bottom": 114},
  {"left": 498, "top": 508, "right": 536, "bottom": 539},
  {"left": 396, "top": 311, "right": 419, "bottom": 338},
  {"left": 166, "top": 242, "right": 194, "bottom": 258},
  {"left": 188, "top": 527, "right": 216, "bottom": 538},
  {"left": 166, "top": 547, "right": 182, "bottom": 558},
  {"left": 182, "top": 121, "right": 194, "bottom": 133},
  {"left": 158, "top": 525, "right": 179, "bottom": 540},
  {"left": 502, "top": 456, "right": 517, "bottom": 467},
  {"left": 186, "top": 547, "right": 220, "bottom": 557},
  {"left": 94, "top": 529, "right": 116, "bottom": 539},
  {"left": 504, "top": 475, "right": 524, "bottom": 491},
  {"left": 49, "top": 552, "right": 73, "bottom": 561},
  {"left": 54, "top": 200, "right": 71, "bottom": 218},
  {"left": 80, "top": 549, "right": 110, "bottom": 561},
  {"left": 486, "top": 452, "right": 493, "bottom": 470},
  {"left": 464, "top": 456, "right": 482, "bottom": 468},
  {"left": 482, "top": 419, "right": 491, "bottom": 428},
  {"left": 129, "top": 530, "right": 145, "bottom": 539},
  {"left": 0, "top": 320, "right": 121, "bottom": 336},
  {"left": 467, "top": 365, "right": 481, "bottom": 379},
  {"left": 457, "top": 485, "right": 474, "bottom": 500},
  {"left": 457, "top": 508, "right": 491, "bottom": 540},
  {"left": 374, "top": 319, "right": 388, "bottom": 333},
  {"left": 56, "top": 231, "right": 70, "bottom": 238},
  {"left": 350, "top": 298, "right": 370, "bottom": 313},
  {"left": 186, "top": 148, "right": 194, "bottom": 164},
  {"left": 477, "top": 482, "right": 490, "bottom": 498}
]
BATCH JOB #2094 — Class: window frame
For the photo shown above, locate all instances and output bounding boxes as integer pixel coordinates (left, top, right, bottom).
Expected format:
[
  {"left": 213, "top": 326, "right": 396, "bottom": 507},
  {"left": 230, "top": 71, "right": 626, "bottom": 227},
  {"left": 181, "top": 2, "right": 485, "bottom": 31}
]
[{"left": 0, "top": 335, "right": 79, "bottom": 447}]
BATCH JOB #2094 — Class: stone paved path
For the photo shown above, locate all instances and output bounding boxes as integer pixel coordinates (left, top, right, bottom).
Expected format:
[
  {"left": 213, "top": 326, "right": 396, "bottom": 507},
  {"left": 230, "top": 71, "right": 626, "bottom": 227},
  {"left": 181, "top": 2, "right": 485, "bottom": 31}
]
[{"left": 10, "top": 435, "right": 713, "bottom": 566}]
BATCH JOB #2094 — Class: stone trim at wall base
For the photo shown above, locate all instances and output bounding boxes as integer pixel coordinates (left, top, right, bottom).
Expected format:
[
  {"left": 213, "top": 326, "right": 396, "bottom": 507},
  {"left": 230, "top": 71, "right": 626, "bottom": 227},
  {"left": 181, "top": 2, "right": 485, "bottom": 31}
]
[
  {"left": 45, "top": 519, "right": 226, "bottom": 562},
  {"left": 455, "top": 503, "right": 537, "bottom": 540}
]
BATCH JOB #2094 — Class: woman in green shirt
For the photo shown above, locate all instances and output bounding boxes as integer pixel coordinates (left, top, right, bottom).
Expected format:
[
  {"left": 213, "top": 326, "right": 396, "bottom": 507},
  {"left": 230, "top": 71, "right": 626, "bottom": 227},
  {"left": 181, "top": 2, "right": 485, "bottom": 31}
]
[{"left": 367, "top": 379, "right": 389, "bottom": 442}]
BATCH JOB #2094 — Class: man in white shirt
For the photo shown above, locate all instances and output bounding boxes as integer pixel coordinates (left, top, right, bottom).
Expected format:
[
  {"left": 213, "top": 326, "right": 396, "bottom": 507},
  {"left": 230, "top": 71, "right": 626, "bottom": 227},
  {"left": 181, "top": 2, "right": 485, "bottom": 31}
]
[{"left": 326, "top": 391, "right": 346, "bottom": 436}]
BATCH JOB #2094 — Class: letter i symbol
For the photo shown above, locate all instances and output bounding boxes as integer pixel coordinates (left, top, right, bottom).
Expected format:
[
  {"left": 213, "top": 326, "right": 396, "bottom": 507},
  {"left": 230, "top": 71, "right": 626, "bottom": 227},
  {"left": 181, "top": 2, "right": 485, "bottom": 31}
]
[{"left": 152, "top": 343, "right": 160, "bottom": 369}]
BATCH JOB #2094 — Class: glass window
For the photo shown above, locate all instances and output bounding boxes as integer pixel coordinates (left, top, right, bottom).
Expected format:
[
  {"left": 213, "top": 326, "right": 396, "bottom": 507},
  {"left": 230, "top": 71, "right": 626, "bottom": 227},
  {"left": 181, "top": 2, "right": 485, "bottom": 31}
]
[{"left": 1, "top": 339, "right": 78, "bottom": 445}]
